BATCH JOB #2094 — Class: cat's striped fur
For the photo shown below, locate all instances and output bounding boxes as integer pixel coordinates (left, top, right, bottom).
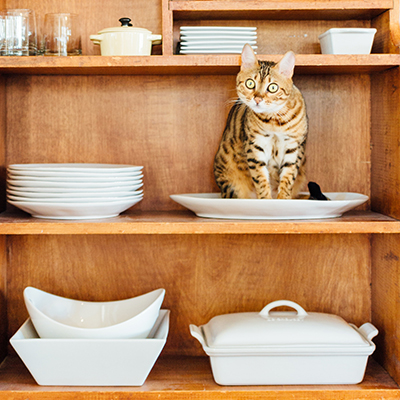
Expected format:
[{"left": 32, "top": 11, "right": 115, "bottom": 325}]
[{"left": 214, "top": 45, "right": 308, "bottom": 199}]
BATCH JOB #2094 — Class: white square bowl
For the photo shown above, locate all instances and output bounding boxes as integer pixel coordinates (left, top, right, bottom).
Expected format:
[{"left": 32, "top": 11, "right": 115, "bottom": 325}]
[
  {"left": 318, "top": 28, "right": 377, "bottom": 54},
  {"left": 10, "top": 310, "right": 169, "bottom": 386}
]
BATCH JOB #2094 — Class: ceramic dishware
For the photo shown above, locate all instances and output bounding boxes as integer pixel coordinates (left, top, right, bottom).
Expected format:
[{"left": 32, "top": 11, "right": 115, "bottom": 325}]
[
  {"left": 319, "top": 28, "right": 377, "bottom": 54},
  {"left": 170, "top": 192, "right": 369, "bottom": 220},
  {"left": 10, "top": 310, "right": 169, "bottom": 386},
  {"left": 90, "top": 17, "right": 162, "bottom": 56},
  {"left": 24, "top": 286, "right": 165, "bottom": 339},
  {"left": 190, "top": 300, "right": 378, "bottom": 385}
]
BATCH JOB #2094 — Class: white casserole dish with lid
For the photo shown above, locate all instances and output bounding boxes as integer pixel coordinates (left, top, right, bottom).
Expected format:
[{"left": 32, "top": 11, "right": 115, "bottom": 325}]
[
  {"left": 190, "top": 300, "right": 378, "bottom": 385},
  {"left": 90, "top": 18, "right": 162, "bottom": 56}
]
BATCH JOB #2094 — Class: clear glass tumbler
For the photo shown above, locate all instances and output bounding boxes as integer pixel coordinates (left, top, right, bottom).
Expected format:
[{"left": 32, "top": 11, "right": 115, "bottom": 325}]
[
  {"left": 43, "top": 13, "right": 81, "bottom": 56},
  {"left": 0, "top": 9, "right": 37, "bottom": 56}
]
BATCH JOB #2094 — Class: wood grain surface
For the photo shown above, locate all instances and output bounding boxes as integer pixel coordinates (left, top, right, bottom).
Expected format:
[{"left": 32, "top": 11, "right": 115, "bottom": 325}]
[
  {"left": 6, "top": 234, "right": 371, "bottom": 355},
  {"left": 371, "top": 67, "right": 400, "bottom": 219},
  {"left": 5, "top": 73, "right": 370, "bottom": 211},
  {"left": 372, "top": 234, "right": 400, "bottom": 386},
  {"left": 0, "top": 356, "right": 399, "bottom": 399}
]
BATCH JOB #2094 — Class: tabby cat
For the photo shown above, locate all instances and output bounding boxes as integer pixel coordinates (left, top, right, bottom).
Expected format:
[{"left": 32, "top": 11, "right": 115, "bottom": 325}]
[{"left": 214, "top": 44, "right": 308, "bottom": 199}]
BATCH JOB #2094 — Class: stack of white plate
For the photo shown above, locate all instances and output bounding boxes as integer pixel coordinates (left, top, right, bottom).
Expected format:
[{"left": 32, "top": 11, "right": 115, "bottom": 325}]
[
  {"left": 179, "top": 26, "right": 257, "bottom": 54},
  {"left": 7, "top": 163, "right": 144, "bottom": 219}
]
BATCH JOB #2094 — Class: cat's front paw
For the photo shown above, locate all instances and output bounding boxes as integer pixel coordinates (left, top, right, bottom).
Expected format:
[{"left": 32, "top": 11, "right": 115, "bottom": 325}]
[
  {"left": 277, "top": 192, "right": 291, "bottom": 199},
  {"left": 258, "top": 193, "right": 272, "bottom": 199}
]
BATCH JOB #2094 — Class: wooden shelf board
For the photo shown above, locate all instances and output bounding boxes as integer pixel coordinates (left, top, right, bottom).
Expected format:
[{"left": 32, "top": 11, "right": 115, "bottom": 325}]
[
  {"left": 0, "top": 55, "right": 398, "bottom": 75},
  {"left": 0, "top": 209, "right": 399, "bottom": 235},
  {"left": 170, "top": 0, "right": 393, "bottom": 20},
  {"left": 0, "top": 355, "right": 399, "bottom": 399}
]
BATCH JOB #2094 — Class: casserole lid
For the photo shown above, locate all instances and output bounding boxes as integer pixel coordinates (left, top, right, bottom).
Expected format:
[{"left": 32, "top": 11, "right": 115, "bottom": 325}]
[
  {"left": 96, "top": 18, "right": 152, "bottom": 35},
  {"left": 200, "top": 300, "right": 377, "bottom": 348}
]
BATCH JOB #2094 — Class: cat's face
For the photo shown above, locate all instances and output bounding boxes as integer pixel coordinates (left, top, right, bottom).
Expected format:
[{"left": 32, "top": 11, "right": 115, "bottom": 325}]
[{"left": 237, "top": 45, "right": 296, "bottom": 114}]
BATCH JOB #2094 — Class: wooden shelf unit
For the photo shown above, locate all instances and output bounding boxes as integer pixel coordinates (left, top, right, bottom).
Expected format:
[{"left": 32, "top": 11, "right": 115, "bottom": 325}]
[
  {"left": 0, "top": 210, "right": 399, "bottom": 235},
  {"left": 1, "top": 0, "right": 400, "bottom": 399},
  {"left": 1, "top": 356, "right": 400, "bottom": 400},
  {"left": 0, "top": 54, "right": 399, "bottom": 75}
]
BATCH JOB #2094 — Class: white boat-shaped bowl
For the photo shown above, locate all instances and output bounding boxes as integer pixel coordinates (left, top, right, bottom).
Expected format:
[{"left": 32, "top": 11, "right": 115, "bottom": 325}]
[
  {"left": 10, "top": 311, "right": 169, "bottom": 386},
  {"left": 24, "top": 286, "right": 165, "bottom": 339}
]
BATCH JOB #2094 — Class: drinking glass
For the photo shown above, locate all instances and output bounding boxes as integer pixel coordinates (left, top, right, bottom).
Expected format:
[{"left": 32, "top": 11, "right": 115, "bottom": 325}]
[
  {"left": 43, "top": 13, "right": 81, "bottom": 56},
  {"left": 0, "top": 9, "right": 37, "bottom": 56}
]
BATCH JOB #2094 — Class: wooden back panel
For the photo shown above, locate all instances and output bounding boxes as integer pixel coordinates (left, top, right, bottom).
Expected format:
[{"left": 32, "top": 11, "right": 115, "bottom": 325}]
[
  {"left": 6, "top": 73, "right": 370, "bottom": 210},
  {"left": 7, "top": 234, "right": 371, "bottom": 355},
  {"left": 173, "top": 19, "right": 371, "bottom": 55}
]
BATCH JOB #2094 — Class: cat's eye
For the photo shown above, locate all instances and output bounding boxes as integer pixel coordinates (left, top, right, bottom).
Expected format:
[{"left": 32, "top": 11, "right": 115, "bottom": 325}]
[
  {"left": 245, "top": 79, "right": 256, "bottom": 89},
  {"left": 267, "top": 83, "right": 279, "bottom": 93}
]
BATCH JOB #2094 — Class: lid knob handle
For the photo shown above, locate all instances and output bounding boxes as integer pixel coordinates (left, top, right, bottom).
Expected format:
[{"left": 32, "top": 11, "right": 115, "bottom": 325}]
[
  {"left": 259, "top": 300, "right": 308, "bottom": 318},
  {"left": 119, "top": 17, "right": 132, "bottom": 27}
]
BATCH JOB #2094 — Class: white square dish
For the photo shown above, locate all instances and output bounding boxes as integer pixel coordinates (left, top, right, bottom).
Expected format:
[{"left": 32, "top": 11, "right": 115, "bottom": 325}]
[
  {"left": 10, "top": 310, "right": 169, "bottom": 386},
  {"left": 318, "top": 28, "right": 377, "bottom": 54},
  {"left": 190, "top": 301, "right": 378, "bottom": 385}
]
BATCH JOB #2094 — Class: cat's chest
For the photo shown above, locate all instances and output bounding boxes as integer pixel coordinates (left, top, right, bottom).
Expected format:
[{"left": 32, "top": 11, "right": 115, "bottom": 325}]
[{"left": 253, "top": 133, "right": 288, "bottom": 164}]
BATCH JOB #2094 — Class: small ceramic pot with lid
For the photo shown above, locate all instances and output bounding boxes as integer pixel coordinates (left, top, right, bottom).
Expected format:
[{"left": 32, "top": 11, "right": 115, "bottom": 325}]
[
  {"left": 190, "top": 300, "right": 378, "bottom": 385},
  {"left": 90, "top": 18, "right": 162, "bottom": 56}
]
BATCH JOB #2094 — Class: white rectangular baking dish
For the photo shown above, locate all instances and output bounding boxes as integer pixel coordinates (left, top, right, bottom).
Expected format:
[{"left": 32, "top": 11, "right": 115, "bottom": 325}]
[
  {"left": 190, "top": 301, "right": 378, "bottom": 385},
  {"left": 318, "top": 28, "right": 377, "bottom": 54},
  {"left": 10, "top": 310, "right": 169, "bottom": 386}
]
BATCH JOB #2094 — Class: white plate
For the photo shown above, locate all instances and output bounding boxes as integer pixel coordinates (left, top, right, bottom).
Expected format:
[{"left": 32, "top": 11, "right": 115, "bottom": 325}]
[
  {"left": 181, "top": 35, "right": 257, "bottom": 41},
  {"left": 7, "top": 184, "right": 143, "bottom": 198},
  {"left": 181, "top": 44, "right": 258, "bottom": 50},
  {"left": 8, "top": 173, "right": 143, "bottom": 182},
  {"left": 180, "top": 40, "right": 257, "bottom": 46},
  {"left": 7, "top": 188, "right": 143, "bottom": 200},
  {"left": 7, "top": 192, "right": 143, "bottom": 203},
  {"left": 7, "top": 184, "right": 143, "bottom": 194},
  {"left": 10, "top": 311, "right": 169, "bottom": 386},
  {"left": 180, "top": 49, "right": 257, "bottom": 54},
  {"left": 180, "top": 26, "right": 257, "bottom": 32},
  {"left": 8, "top": 169, "right": 143, "bottom": 178},
  {"left": 8, "top": 163, "right": 143, "bottom": 173},
  {"left": 8, "top": 197, "right": 143, "bottom": 219},
  {"left": 7, "top": 178, "right": 142, "bottom": 188},
  {"left": 170, "top": 192, "right": 369, "bottom": 220}
]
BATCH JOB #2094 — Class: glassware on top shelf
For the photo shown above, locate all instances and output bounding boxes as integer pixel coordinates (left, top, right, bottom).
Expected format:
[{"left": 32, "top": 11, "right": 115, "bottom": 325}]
[
  {"left": 0, "top": 9, "right": 37, "bottom": 56},
  {"left": 42, "top": 13, "right": 82, "bottom": 56}
]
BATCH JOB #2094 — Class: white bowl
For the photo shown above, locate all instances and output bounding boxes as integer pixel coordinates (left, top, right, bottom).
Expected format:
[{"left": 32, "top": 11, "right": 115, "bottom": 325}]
[
  {"left": 24, "top": 287, "right": 165, "bottom": 339},
  {"left": 10, "top": 311, "right": 169, "bottom": 386},
  {"left": 318, "top": 28, "right": 377, "bottom": 54}
]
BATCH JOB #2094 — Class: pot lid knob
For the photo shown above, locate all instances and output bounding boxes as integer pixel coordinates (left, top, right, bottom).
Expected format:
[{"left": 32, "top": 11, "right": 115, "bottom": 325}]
[{"left": 119, "top": 17, "right": 132, "bottom": 27}]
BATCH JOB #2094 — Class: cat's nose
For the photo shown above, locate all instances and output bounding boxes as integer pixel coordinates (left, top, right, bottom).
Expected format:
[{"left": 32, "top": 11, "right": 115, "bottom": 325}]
[{"left": 254, "top": 96, "right": 263, "bottom": 105}]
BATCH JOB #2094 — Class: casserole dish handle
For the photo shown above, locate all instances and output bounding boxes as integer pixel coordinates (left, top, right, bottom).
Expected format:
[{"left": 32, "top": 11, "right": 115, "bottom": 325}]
[
  {"left": 190, "top": 324, "right": 206, "bottom": 347},
  {"left": 259, "top": 300, "right": 308, "bottom": 318},
  {"left": 90, "top": 35, "right": 102, "bottom": 44},
  {"left": 151, "top": 34, "right": 162, "bottom": 45},
  {"left": 358, "top": 322, "right": 378, "bottom": 341}
]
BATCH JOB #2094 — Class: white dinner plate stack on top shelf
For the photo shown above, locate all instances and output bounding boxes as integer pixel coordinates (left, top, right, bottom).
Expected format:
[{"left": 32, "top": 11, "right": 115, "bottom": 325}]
[
  {"left": 6, "top": 163, "right": 144, "bottom": 219},
  {"left": 179, "top": 26, "right": 257, "bottom": 54}
]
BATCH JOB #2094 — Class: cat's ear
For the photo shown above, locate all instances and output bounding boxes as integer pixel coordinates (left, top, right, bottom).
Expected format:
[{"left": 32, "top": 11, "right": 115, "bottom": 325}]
[
  {"left": 277, "top": 51, "right": 296, "bottom": 78},
  {"left": 241, "top": 44, "right": 257, "bottom": 70}
]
